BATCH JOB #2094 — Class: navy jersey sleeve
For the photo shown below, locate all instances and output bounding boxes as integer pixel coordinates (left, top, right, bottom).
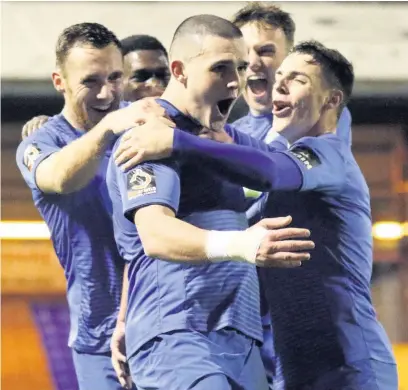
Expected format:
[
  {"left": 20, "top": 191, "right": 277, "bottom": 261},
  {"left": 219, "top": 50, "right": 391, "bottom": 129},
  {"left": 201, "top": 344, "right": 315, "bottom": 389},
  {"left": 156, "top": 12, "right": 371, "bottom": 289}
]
[
  {"left": 16, "top": 128, "right": 61, "bottom": 191},
  {"left": 173, "top": 129, "right": 347, "bottom": 194},
  {"left": 112, "top": 159, "right": 181, "bottom": 221},
  {"left": 285, "top": 135, "right": 347, "bottom": 194},
  {"left": 173, "top": 128, "right": 301, "bottom": 191}
]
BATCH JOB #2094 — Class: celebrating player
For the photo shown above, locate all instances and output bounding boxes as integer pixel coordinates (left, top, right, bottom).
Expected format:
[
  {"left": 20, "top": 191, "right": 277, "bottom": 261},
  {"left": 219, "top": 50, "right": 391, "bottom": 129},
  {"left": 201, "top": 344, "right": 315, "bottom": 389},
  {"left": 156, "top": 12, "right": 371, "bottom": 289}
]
[
  {"left": 114, "top": 40, "right": 397, "bottom": 390},
  {"left": 107, "top": 15, "right": 315, "bottom": 390},
  {"left": 15, "top": 22, "right": 165, "bottom": 390}
]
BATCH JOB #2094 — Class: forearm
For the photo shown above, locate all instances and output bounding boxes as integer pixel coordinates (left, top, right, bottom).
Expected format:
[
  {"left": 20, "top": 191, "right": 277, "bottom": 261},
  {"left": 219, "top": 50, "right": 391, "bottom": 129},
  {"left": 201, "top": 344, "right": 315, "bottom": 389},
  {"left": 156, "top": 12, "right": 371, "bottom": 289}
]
[
  {"left": 173, "top": 130, "right": 302, "bottom": 191},
  {"left": 134, "top": 205, "right": 265, "bottom": 264},
  {"left": 135, "top": 208, "right": 208, "bottom": 262},
  {"left": 117, "top": 263, "right": 129, "bottom": 323},
  {"left": 36, "top": 122, "right": 115, "bottom": 194}
]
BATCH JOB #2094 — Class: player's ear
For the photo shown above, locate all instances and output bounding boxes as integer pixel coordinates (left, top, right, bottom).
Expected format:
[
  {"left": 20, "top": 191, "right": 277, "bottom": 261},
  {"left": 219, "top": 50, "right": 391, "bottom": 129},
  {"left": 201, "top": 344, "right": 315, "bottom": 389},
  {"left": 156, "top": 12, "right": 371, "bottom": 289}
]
[
  {"left": 52, "top": 68, "right": 66, "bottom": 94},
  {"left": 170, "top": 60, "right": 187, "bottom": 86},
  {"left": 324, "top": 89, "right": 343, "bottom": 111}
]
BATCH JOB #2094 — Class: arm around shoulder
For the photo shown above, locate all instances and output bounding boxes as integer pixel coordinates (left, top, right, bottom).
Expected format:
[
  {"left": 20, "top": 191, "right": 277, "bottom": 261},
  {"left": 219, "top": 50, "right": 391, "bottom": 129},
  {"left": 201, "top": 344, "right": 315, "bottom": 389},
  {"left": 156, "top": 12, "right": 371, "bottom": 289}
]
[{"left": 34, "top": 118, "right": 116, "bottom": 194}]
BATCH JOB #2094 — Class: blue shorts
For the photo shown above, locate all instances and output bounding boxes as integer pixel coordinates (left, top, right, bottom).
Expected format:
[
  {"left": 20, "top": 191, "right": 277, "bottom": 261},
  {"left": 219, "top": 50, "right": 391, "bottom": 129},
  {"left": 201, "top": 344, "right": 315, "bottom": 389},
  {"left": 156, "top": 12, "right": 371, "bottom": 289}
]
[
  {"left": 275, "top": 359, "right": 398, "bottom": 390},
  {"left": 72, "top": 350, "right": 137, "bottom": 390},
  {"left": 128, "top": 328, "right": 269, "bottom": 390}
]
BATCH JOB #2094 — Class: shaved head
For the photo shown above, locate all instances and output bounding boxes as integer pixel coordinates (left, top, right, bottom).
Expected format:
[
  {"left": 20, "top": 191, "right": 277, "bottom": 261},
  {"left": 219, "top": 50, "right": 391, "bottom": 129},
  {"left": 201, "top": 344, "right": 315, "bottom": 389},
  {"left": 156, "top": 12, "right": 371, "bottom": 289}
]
[
  {"left": 170, "top": 14, "right": 243, "bottom": 61},
  {"left": 162, "top": 14, "right": 248, "bottom": 132}
]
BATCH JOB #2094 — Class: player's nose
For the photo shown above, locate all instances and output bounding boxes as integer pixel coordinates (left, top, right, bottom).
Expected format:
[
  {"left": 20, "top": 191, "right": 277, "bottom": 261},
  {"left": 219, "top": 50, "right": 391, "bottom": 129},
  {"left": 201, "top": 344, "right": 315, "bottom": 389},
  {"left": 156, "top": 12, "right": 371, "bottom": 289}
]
[
  {"left": 226, "top": 70, "right": 242, "bottom": 91},
  {"left": 248, "top": 50, "right": 262, "bottom": 71},
  {"left": 274, "top": 78, "right": 289, "bottom": 95},
  {"left": 97, "top": 83, "right": 114, "bottom": 100}
]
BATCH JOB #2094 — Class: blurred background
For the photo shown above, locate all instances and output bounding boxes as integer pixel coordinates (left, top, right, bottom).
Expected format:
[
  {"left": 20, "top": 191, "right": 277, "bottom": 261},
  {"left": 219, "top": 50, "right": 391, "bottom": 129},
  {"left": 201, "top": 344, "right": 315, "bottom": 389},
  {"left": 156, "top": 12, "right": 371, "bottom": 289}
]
[{"left": 1, "top": 1, "right": 408, "bottom": 390}]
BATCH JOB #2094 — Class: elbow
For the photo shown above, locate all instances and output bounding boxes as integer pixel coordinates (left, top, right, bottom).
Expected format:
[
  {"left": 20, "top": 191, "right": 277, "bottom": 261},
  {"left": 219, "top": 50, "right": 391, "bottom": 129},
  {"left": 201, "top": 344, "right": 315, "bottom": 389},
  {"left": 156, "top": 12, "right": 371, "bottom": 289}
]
[
  {"left": 141, "top": 235, "right": 165, "bottom": 259},
  {"left": 52, "top": 174, "right": 83, "bottom": 194},
  {"left": 51, "top": 179, "right": 73, "bottom": 195},
  {"left": 53, "top": 179, "right": 69, "bottom": 194}
]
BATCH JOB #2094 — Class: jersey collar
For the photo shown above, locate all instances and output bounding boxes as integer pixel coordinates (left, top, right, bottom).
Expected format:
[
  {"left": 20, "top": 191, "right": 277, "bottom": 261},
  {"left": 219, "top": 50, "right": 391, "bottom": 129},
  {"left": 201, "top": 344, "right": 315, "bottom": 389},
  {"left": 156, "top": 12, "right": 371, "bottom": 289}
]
[{"left": 156, "top": 98, "right": 202, "bottom": 135}]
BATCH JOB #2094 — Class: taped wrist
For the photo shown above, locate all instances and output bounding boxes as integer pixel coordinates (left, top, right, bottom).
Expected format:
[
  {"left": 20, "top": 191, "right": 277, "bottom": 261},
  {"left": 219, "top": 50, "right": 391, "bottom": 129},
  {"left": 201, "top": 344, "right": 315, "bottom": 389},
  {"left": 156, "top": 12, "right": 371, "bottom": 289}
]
[{"left": 205, "top": 227, "right": 268, "bottom": 264}]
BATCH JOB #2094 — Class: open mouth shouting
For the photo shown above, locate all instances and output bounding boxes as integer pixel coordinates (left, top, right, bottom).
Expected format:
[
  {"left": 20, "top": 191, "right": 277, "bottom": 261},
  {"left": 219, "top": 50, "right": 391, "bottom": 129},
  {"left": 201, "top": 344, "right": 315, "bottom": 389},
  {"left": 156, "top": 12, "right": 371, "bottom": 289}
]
[
  {"left": 247, "top": 75, "right": 268, "bottom": 97},
  {"left": 272, "top": 100, "right": 293, "bottom": 117},
  {"left": 216, "top": 98, "right": 236, "bottom": 117}
]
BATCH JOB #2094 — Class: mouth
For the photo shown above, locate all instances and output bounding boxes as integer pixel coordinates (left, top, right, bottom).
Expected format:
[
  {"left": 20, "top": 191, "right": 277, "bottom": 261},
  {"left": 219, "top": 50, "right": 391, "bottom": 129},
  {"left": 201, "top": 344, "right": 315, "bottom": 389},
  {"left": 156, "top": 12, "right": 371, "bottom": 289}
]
[
  {"left": 247, "top": 75, "right": 268, "bottom": 96},
  {"left": 272, "top": 100, "right": 293, "bottom": 118},
  {"left": 216, "top": 98, "right": 235, "bottom": 116},
  {"left": 91, "top": 103, "right": 114, "bottom": 113}
]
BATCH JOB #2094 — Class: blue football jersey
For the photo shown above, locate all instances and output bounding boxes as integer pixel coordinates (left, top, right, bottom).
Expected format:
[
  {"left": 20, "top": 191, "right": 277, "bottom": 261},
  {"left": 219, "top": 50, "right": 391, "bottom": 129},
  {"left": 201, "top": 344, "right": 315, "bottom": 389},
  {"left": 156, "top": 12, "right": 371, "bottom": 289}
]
[
  {"left": 106, "top": 99, "right": 263, "bottom": 359},
  {"left": 16, "top": 114, "right": 124, "bottom": 353},
  {"left": 170, "top": 124, "right": 395, "bottom": 387}
]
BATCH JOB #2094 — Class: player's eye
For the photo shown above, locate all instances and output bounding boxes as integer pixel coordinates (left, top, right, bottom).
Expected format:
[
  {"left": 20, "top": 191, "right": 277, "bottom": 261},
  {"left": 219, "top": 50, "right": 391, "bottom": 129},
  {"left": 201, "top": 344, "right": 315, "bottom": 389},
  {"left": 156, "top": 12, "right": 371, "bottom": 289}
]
[
  {"left": 108, "top": 72, "right": 123, "bottom": 82},
  {"left": 211, "top": 64, "right": 227, "bottom": 74},
  {"left": 82, "top": 77, "right": 98, "bottom": 86},
  {"left": 295, "top": 77, "right": 307, "bottom": 84},
  {"left": 258, "top": 47, "right": 276, "bottom": 56},
  {"left": 237, "top": 64, "right": 248, "bottom": 73}
]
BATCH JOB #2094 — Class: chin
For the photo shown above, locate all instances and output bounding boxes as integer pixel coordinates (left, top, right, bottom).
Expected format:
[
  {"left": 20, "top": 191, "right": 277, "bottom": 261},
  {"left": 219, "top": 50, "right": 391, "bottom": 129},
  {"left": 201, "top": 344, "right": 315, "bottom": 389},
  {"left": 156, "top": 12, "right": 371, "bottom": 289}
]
[
  {"left": 209, "top": 120, "right": 226, "bottom": 132},
  {"left": 250, "top": 99, "right": 271, "bottom": 114},
  {"left": 272, "top": 119, "right": 289, "bottom": 133}
]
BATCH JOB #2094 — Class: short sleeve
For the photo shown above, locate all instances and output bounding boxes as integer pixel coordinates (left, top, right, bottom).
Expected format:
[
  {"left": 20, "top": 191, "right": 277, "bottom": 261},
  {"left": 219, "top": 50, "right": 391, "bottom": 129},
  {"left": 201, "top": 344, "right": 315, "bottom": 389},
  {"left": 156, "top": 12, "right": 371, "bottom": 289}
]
[
  {"left": 16, "top": 129, "right": 61, "bottom": 191},
  {"left": 284, "top": 135, "right": 347, "bottom": 195},
  {"left": 112, "top": 159, "right": 181, "bottom": 221}
]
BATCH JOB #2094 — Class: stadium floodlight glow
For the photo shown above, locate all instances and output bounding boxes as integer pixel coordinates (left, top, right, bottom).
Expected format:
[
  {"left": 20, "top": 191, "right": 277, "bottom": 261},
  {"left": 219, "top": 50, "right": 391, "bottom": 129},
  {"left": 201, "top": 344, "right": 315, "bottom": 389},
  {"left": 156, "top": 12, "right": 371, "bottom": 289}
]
[
  {"left": 1, "top": 220, "right": 408, "bottom": 241},
  {"left": 0, "top": 221, "right": 51, "bottom": 240},
  {"left": 372, "top": 221, "right": 404, "bottom": 241}
]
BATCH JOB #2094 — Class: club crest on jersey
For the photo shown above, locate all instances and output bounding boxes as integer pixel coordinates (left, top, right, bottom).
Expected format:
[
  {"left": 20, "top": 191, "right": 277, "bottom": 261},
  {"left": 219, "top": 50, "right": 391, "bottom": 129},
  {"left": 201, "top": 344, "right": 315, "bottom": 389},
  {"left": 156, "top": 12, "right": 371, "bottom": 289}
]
[
  {"left": 289, "top": 146, "right": 321, "bottom": 170},
  {"left": 127, "top": 166, "right": 156, "bottom": 199},
  {"left": 23, "top": 143, "right": 41, "bottom": 171}
]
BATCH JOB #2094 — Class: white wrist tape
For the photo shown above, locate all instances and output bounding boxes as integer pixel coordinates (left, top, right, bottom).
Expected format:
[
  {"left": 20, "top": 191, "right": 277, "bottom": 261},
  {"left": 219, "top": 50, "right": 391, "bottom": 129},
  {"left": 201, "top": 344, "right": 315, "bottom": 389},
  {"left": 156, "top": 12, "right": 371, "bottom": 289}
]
[{"left": 205, "top": 227, "right": 268, "bottom": 264}]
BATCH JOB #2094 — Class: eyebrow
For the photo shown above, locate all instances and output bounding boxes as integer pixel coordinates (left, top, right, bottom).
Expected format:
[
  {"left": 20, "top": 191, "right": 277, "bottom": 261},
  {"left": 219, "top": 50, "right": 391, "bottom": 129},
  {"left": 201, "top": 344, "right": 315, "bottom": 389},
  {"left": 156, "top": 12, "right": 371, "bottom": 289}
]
[
  {"left": 110, "top": 70, "right": 123, "bottom": 77},
  {"left": 81, "top": 70, "right": 123, "bottom": 81},
  {"left": 276, "top": 70, "right": 311, "bottom": 80},
  {"left": 211, "top": 59, "right": 249, "bottom": 68},
  {"left": 81, "top": 73, "right": 99, "bottom": 80},
  {"left": 133, "top": 67, "right": 168, "bottom": 73},
  {"left": 211, "top": 59, "right": 234, "bottom": 67},
  {"left": 255, "top": 42, "right": 276, "bottom": 50}
]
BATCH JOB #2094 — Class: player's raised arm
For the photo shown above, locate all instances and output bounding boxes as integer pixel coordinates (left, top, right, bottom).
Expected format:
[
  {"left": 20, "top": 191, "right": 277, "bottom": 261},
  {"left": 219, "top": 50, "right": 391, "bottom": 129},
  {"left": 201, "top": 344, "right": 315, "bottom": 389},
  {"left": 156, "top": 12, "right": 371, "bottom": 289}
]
[
  {"left": 19, "top": 102, "right": 170, "bottom": 195},
  {"left": 111, "top": 157, "right": 314, "bottom": 267},
  {"left": 32, "top": 116, "right": 116, "bottom": 194}
]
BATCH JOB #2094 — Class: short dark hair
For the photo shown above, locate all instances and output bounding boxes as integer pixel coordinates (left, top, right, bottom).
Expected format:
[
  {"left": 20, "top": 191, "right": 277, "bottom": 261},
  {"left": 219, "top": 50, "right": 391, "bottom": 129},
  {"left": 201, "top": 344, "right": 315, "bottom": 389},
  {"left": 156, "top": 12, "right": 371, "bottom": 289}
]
[
  {"left": 56, "top": 22, "right": 121, "bottom": 69},
  {"left": 120, "top": 34, "right": 168, "bottom": 58},
  {"left": 232, "top": 2, "right": 295, "bottom": 47},
  {"left": 170, "top": 14, "right": 243, "bottom": 54},
  {"left": 292, "top": 40, "right": 354, "bottom": 111}
]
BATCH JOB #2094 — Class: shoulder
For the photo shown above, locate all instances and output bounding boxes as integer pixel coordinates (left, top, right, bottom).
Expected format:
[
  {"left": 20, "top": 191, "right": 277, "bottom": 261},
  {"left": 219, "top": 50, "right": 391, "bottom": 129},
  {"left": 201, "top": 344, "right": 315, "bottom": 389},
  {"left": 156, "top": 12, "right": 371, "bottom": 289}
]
[
  {"left": 23, "top": 114, "right": 69, "bottom": 146},
  {"left": 232, "top": 114, "right": 251, "bottom": 129},
  {"left": 287, "top": 134, "right": 348, "bottom": 175},
  {"left": 293, "top": 134, "right": 347, "bottom": 157}
]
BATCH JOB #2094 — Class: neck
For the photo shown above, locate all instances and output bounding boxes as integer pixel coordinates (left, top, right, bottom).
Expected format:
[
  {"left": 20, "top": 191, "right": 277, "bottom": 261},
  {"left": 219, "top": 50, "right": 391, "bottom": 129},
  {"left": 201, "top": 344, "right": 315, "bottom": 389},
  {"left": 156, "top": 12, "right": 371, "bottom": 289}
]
[
  {"left": 160, "top": 79, "right": 189, "bottom": 117},
  {"left": 311, "top": 111, "right": 338, "bottom": 138},
  {"left": 62, "top": 105, "right": 86, "bottom": 131},
  {"left": 249, "top": 105, "right": 273, "bottom": 117},
  {"left": 284, "top": 111, "right": 338, "bottom": 144}
]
